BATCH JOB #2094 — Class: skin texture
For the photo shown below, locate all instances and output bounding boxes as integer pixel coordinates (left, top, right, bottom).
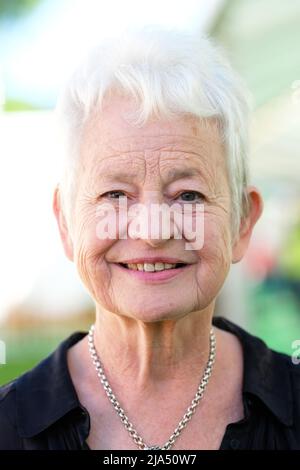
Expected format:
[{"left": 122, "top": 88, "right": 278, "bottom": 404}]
[{"left": 53, "top": 94, "right": 263, "bottom": 449}]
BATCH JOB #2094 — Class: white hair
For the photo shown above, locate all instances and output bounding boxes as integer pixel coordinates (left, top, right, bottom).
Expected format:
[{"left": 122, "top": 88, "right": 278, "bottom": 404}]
[{"left": 55, "top": 25, "right": 252, "bottom": 240}]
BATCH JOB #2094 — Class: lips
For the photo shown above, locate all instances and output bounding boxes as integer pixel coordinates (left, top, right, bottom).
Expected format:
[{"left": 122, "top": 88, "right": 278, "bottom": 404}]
[
  {"left": 119, "top": 262, "right": 186, "bottom": 272},
  {"left": 113, "top": 261, "right": 192, "bottom": 282},
  {"left": 117, "top": 257, "right": 189, "bottom": 265}
]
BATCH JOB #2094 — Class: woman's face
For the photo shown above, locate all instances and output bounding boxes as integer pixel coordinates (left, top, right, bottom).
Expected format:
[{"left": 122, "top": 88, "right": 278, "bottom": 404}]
[{"left": 68, "top": 96, "right": 233, "bottom": 322}]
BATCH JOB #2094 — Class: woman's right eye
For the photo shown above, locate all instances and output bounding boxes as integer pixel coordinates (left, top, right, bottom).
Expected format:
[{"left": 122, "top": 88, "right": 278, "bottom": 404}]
[{"left": 102, "top": 191, "right": 127, "bottom": 199}]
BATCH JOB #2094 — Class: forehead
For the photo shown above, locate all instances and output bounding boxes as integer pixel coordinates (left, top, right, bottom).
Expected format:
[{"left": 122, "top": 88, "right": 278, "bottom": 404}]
[{"left": 80, "top": 95, "right": 224, "bottom": 176}]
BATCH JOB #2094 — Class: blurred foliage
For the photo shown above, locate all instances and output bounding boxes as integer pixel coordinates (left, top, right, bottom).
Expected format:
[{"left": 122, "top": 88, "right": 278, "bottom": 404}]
[
  {"left": 0, "top": 315, "right": 92, "bottom": 386},
  {"left": 0, "top": 331, "right": 73, "bottom": 386},
  {"left": 280, "top": 221, "right": 300, "bottom": 279},
  {"left": 248, "top": 283, "right": 300, "bottom": 354},
  {"left": 0, "top": 359, "right": 40, "bottom": 385},
  {"left": 0, "top": 0, "right": 42, "bottom": 19},
  {"left": 4, "top": 98, "right": 41, "bottom": 111}
]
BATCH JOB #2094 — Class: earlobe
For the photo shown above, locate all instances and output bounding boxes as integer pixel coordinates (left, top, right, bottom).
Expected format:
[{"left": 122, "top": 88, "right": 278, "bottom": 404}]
[
  {"left": 232, "top": 186, "right": 264, "bottom": 264},
  {"left": 53, "top": 185, "right": 74, "bottom": 261}
]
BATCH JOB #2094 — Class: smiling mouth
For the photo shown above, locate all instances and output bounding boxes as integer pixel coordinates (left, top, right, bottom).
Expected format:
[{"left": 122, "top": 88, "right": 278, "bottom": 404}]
[{"left": 118, "top": 262, "right": 187, "bottom": 272}]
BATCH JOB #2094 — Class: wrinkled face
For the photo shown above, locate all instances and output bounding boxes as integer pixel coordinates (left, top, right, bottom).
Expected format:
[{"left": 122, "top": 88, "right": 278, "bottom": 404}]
[{"left": 71, "top": 96, "right": 233, "bottom": 322}]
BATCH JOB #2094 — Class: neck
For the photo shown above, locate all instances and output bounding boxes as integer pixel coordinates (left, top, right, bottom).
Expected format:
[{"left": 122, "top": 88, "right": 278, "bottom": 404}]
[{"left": 93, "top": 305, "right": 215, "bottom": 389}]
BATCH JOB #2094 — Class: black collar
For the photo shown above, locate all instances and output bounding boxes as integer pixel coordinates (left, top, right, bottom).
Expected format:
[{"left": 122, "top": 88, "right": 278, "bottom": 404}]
[{"left": 15, "top": 316, "right": 293, "bottom": 438}]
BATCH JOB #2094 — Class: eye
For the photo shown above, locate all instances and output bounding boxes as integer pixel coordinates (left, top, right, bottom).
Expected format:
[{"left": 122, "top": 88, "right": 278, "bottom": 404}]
[
  {"left": 177, "top": 191, "right": 205, "bottom": 202},
  {"left": 102, "top": 190, "right": 127, "bottom": 199}
]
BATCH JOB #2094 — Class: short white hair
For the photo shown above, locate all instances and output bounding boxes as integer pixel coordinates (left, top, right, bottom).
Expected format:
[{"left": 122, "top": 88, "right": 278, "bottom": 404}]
[{"left": 55, "top": 25, "right": 251, "bottom": 240}]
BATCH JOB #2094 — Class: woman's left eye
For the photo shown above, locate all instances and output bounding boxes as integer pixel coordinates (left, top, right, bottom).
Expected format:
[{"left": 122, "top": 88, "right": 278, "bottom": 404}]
[{"left": 177, "top": 191, "right": 205, "bottom": 202}]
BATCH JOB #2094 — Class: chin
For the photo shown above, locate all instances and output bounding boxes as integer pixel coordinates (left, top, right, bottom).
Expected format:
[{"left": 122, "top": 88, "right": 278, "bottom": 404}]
[{"left": 119, "top": 301, "right": 193, "bottom": 323}]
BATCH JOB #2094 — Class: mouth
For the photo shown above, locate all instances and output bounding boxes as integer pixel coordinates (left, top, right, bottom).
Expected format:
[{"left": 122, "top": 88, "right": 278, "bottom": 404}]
[
  {"left": 113, "top": 261, "right": 192, "bottom": 282},
  {"left": 119, "top": 262, "right": 187, "bottom": 271}
]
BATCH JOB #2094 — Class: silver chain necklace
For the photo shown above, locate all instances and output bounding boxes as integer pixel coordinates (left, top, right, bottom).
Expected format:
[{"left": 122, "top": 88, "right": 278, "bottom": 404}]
[{"left": 88, "top": 324, "right": 216, "bottom": 450}]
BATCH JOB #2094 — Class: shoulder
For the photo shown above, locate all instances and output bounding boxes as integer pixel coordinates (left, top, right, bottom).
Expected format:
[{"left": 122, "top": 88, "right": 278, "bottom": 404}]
[
  {"left": 0, "top": 331, "right": 88, "bottom": 450},
  {"left": 0, "top": 379, "right": 23, "bottom": 449},
  {"left": 271, "top": 347, "right": 300, "bottom": 402},
  {"left": 272, "top": 350, "right": 300, "bottom": 447},
  {"left": 213, "top": 316, "right": 300, "bottom": 447},
  {"left": 285, "top": 355, "right": 300, "bottom": 419}
]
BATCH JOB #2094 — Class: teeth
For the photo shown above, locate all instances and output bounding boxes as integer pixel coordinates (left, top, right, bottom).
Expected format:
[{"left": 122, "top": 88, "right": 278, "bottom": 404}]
[
  {"left": 124, "top": 262, "right": 178, "bottom": 271},
  {"left": 127, "top": 264, "right": 138, "bottom": 270},
  {"left": 164, "top": 263, "right": 175, "bottom": 269},
  {"left": 154, "top": 262, "right": 164, "bottom": 271},
  {"left": 144, "top": 263, "right": 155, "bottom": 272}
]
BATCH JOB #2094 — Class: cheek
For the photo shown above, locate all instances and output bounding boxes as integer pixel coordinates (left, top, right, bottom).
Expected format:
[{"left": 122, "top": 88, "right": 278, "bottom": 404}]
[
  {"left": 73, "top": 207, "right": 115, "bottom": 286},
  {"left": 197, "top": 212, "right": 232, "bottom": 271}
]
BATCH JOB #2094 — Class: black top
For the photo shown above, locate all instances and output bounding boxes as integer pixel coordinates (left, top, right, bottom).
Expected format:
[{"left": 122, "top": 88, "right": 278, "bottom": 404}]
[{"left": 0, "top": 316, "right": 299, "bottom": 450}]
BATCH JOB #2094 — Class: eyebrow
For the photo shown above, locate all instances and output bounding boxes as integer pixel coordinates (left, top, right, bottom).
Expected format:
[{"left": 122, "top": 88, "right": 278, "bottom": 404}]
[
  {"left": 101, "top": 167, "right": 202, "bottom": 184},
  {"left": 164, "top": 167, "right": 202, "bottom": 183},
  {"left": 102, "top": 172, "right": 139, "bottom": 183}
]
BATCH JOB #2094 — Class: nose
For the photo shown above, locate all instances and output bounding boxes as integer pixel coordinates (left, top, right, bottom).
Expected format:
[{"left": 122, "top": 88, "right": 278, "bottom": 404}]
[{"left": 128, "top": 190, "right": 175, "bottom": 247}]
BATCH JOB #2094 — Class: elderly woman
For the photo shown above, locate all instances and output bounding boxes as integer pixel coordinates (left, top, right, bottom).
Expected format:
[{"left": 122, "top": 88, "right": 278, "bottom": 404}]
[{"left": 0, "top": 27, "right": 299, "bottom": 451}]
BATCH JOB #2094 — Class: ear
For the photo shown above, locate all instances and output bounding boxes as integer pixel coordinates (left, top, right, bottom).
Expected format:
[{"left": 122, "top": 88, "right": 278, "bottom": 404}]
[
  {"left": 53, "top": 185, "right": 74, "bottom": 261},
  {"left": 232, "top": 186, "right": 264, "bottom": 263}
]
